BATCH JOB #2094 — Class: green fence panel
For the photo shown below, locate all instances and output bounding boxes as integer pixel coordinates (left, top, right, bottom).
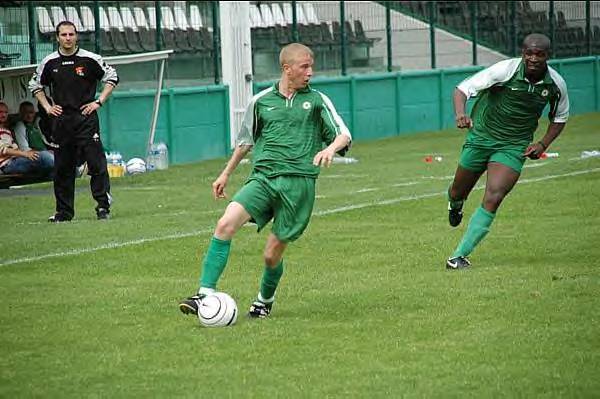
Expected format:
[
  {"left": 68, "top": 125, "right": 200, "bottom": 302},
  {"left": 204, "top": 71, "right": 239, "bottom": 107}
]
[
  {"left": 549, "top": 57, "right": 598, "bottom": 115},
  {"left": 100, "top": 85, "right": 229, "bottom": 164},
  {"left": 398, "top": 70, "right": 442, "bottom": 134},
  {"left": 354, "top": 75, "right": 397, "bottom": 140}
]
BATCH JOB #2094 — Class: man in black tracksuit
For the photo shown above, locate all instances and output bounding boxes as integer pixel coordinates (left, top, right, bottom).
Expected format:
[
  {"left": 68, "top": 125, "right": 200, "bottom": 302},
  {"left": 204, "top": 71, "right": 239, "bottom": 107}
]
[{"left": 29, "top": 21, "right": 119, "bottom": 222}]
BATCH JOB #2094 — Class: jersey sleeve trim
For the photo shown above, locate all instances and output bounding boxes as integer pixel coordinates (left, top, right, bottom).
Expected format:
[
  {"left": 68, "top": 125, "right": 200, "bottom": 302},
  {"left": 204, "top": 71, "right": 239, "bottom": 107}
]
[
  {"left": 235, "top": 87, "right": 272, "bottom": 146},
  {"left": 316, "top": 91, "right": 352, "bottom": 141},
  {"left": 28, "top": 52, "right": 59, "bottom": 94},
  {"left": 547, "top": 67, "right": 569, "bottom": 123},
  {"left": 79, "top": 49, "right": 120, "bottom": 86},
  {"left": 457, "top": 58, "right": 520, "bottom": 99}
]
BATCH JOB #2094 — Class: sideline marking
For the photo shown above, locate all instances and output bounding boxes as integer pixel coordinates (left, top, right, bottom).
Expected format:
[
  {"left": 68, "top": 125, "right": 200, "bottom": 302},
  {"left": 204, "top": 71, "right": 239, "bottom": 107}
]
[{"left": 2, "top": 168, "right": 599, "bottom": 267}]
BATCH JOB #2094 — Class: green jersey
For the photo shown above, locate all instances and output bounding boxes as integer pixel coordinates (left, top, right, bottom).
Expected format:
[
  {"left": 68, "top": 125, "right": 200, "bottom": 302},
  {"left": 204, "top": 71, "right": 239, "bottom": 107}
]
[
  {"left": 457, "top": 58, "right": 569, "bottom": 146},
  {"left": 236, "top": 82, "right": 352, "bottom": 178}
]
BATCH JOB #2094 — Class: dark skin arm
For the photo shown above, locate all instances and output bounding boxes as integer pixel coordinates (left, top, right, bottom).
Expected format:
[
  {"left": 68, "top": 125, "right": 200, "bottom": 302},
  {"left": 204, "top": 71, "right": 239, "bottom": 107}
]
[
  {"left": 523, "top": 122, "right": 565, "bottom": 159},
  {"left": 453, "top": 88, "right": 473, "bottom": 129}
]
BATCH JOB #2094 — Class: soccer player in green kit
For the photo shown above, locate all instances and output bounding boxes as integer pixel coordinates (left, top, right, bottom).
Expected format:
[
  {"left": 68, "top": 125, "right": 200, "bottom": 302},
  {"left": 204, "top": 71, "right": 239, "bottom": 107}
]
[
  {"left": 179, "top": 43, "right": 352, "bottom": 317},
  {"left": 446, "top": 33, "right": 569, "bottom": 269}
]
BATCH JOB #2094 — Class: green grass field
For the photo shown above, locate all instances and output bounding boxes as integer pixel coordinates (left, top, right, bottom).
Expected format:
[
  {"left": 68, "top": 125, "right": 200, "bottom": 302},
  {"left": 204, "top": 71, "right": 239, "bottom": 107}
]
[{"left": 1, "top": 113, "right": 599, "bottom": 398}]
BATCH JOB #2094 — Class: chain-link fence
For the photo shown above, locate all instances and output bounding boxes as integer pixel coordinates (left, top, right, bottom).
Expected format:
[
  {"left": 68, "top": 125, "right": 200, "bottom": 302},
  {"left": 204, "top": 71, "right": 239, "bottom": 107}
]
[{"left": 1, "top": 1, "right": 599, "bottom": 85}]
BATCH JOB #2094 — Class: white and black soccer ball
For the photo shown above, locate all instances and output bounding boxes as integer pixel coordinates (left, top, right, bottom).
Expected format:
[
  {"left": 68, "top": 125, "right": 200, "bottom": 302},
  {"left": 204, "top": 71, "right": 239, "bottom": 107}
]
[
  {"left": 125, "top": 157, "right": 146, "bottom": 175},
  {"left": 198, "top": 292, "right": 238, "bottom": 327}
]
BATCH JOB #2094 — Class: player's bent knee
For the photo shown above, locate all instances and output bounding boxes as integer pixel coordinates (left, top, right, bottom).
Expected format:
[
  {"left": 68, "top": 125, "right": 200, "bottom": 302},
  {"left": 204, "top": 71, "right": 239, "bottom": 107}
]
[{"left": 215, "top": 217, "right": 238, "bottom": 239}]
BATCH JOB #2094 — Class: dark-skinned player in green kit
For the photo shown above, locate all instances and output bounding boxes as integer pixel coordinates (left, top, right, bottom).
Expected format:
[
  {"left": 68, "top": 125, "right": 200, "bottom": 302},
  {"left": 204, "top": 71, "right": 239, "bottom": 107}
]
[{"left": 445, "top": 33, "right": 569, "bottom": 270}]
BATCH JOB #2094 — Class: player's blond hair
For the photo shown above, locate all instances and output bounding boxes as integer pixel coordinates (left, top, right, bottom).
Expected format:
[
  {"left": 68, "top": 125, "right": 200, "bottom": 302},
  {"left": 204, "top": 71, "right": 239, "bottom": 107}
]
[{"left": 279, "top": 43, "right": 314, "bottom": 67}]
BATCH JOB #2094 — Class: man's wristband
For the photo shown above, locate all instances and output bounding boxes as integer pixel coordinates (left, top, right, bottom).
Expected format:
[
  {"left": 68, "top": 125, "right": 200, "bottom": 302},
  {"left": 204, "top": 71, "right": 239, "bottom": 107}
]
[
  {"left": 537, "top": 141, "right": 547, "bottom": 150},
  {"left": 95, "top": 99, "right": 103, "bottom": 107}
]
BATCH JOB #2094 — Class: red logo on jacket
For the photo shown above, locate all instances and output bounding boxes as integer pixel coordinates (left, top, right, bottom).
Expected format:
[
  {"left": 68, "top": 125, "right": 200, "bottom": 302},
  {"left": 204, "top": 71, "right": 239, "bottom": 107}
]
[{"left": 75, "top": 66, "right": 85, "bottom": 76}]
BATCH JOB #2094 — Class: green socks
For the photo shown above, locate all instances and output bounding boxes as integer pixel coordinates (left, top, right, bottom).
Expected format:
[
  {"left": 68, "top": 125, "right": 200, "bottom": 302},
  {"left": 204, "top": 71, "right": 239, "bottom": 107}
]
[
  {"left": 259, "top": 260, "right": 284, "bottom": 302},
  {"left": 452, "top": 205, "right": 496, "bottom": 258},
  {"left": 199, "top": 237, "right": 232, "bottom": 290}
]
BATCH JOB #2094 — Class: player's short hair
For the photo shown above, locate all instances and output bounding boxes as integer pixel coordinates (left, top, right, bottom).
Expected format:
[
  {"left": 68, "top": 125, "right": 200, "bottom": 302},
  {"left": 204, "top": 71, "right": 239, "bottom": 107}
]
[
  {"left": 0, "top": 101, "right": 8, "bottom": 110},
  {"left": 55, "top": 20, "right": 77, "bottom": 36},
  {"left": 522, "top": 33, "right": 551, "bottom": 51},
  {"left": 279, "top": 43, "right": 314, "bottom": 67},
  {"left": 19, "top": 101, "right": 34, "bottom": 111}
]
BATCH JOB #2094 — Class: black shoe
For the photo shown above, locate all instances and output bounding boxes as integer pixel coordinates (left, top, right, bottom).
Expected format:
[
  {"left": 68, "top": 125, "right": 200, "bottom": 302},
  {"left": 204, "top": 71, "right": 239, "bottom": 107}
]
[
  {"left": 179, "top": 294, "right": 206, "bottom": 315},
  {"left": 448, "top": 202, "right": 463, "bottom": 227},
  {"left": 48, "top": 213, "right": 72, "bottom": 223},
  {"left": 96, "top": 208, "right": 110, "bottom": 220},
  {"left": 248, "top": 300, "right": 272, "bottom": 318},
  {"left": 446, "top": 256, "right": 471, "bottom": 270}
]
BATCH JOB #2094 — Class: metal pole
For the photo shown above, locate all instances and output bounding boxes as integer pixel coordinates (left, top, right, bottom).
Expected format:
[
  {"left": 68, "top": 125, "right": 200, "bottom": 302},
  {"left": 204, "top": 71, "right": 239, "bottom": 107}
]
[
  {"left": 148, "top": 58, "right": 166, "bottom": 151},
  {"left": 94, "top": 0, "right": 100, "bottom": 53},
  {"left": 212, "top": 1, "right": 220, "bottom": 84},
  {"left": 155, "top": 1, "right": 162, "bottom": 50},
  {"left": 429, "top": 1, "right": 436, "bottom": 69},
  {"left": 340, "top": 1, "right": 347, "bottom": 75},
  {"left": 27, "top": 1, "right": 37, "bottom": 64},
  {"left": 585, "top": 0, "right": 591, "bottom": 55},
  {"left": 386, "top": 2, "right": 392, "bottom": 72},
  {"left": 292, "top": 0, "right": 299, "bottom": 42},
  {"left": 470, "top": 2, "right": 477, "bottom": 65},
  {"left": 549, "top": 0, "right": 555, "bottom": 55},
  {"left": 511, "top": 1, "right": 517, "bottom": 56}
]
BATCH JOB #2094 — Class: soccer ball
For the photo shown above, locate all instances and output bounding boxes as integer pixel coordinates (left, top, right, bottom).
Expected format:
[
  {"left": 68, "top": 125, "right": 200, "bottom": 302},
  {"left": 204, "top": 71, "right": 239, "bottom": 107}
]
[
  {"left": 198, "top": 292, "right": 238, "bottom": 327},
  {"left": 125, "top": 157, "right": 146, "bottom": 175}
]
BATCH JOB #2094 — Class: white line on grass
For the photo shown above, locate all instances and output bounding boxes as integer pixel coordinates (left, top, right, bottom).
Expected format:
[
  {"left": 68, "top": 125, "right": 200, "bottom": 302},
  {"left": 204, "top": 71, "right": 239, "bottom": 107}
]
[{"left": 2, "top": 167, "right": 599, "bottom": 267}]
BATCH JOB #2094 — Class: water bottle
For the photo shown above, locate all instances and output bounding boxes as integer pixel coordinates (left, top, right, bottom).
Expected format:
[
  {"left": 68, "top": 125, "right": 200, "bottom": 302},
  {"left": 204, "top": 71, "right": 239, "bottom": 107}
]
[
  {"left": 332, "top": 156, "right": 358, "bottom": 164},
  {"left": 146, "top": 144, "right": 159, "bottom": 171},
  {"left": 156, "top": 142, "right": 169, "bottom": 170}
]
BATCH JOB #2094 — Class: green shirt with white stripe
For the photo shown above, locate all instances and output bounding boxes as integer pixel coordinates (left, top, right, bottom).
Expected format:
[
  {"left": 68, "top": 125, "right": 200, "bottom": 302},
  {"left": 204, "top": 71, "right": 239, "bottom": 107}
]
[
  {"left": 237, "top": 82, "right": 352, "bottom": 178},
  {"left": 457, "top": 58, "right": 569, "bottom": 146}
]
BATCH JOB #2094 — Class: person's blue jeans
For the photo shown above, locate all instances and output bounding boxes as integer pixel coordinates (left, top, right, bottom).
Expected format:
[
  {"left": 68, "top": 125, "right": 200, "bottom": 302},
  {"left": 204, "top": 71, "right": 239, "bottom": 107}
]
[{"left": 2, "top": 150, "right": 54, "bottom": 177}]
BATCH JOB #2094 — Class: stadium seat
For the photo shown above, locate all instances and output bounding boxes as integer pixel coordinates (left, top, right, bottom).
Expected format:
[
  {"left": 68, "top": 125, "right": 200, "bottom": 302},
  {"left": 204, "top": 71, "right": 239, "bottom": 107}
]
[
  {"left": 271, "top": 3, "right": 292, "bottom": 45},
  {"left": 36, "top": 7, "right": 55, "bottom": 37},
  {"left": 99, "top": 6, "right": 128, "bottom": 54},
  {"left": 173, "top": 7, "right": 203, "bottom": 52},
  {"left": 107, "top": 6, "right": 143, "bottom": 53},
  {"left": 79, "top": 5, "right": 96, "bottom": 32},
  {"left": 185, "top": 6, "right": 209, "bottom": 52},
  {"left": 50, "top": 6, "right": 67, "bottom": 29},
  {"left": 133, "top": 7, "right": 158, "bottom": 52},
  {"left": 302, "top": 3, "right": 320, "bottom": 25},
  {"left": 65, "top": 6, "right": 87, "bottom": 33},
  {"left": 81, "top": 6, "right": 114, "bottom": 54},
  {"left": 161, "top": 6, "right": 194, "bottom": 52},
  {"left": 147, "top": 6, "right": 181, "bottom": 52}
]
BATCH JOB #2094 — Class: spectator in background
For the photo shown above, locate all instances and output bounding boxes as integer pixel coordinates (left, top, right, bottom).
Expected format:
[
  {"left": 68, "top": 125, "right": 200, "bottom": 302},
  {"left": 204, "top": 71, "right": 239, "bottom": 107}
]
[
  {"left": 0, "top": 101, "right": 54, "bottom": 178},
  {"left": 14, "top": 101, "right": 54, "bottom": 154}
]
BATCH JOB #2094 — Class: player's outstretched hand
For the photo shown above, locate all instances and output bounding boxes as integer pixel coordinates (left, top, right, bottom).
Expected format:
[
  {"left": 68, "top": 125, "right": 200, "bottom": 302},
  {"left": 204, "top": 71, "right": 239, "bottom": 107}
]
[
  {"left": 212, "top": 174, "right": 229, "bottom": 199},
  {"left": 523, "top": 142, "right": 544, "bottom": 160},
  {"left": 455, "top": 114, "right": 473, "bottom": 129},
  {"left": 313, "top": 148, "right": 335, "bottom": 168}
]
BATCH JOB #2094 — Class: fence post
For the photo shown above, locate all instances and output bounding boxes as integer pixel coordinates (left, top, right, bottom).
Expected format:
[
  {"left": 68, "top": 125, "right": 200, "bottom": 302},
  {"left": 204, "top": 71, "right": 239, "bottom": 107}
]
[
  {"left": 292, "top": 0, "right": 299, "bottom": 41},
  {"left": 429, "top": 1, "right": 436, "bottom": 69},
  {"left": 212, "top": 1, "right": 220, "bottom": 84},
  {"left": 470, "top": 2, "right": 477, "bottom": 65},
  {"left": 27, "top": 1, "right": 37, "bottom": 64},
  {"left": 549, "top": 0, "right": 555, "bottom": 55},
  {"left": 340, "top": 1, "right": 347, "bottom": 75},
  {"left": 94, "top": 0, "right": 100, "bottom": 53},
  {"left": 386, "top": 2, "right": 392, "bottom": 72},
  {"left": 510, "top": 1, "right": 517, "bottom": 56},
  {"left": 586, "top": 0, "right": 591, "bottom": 55},
  {"left": 155, "top": 1, "right": 162, "bottom": 50}
]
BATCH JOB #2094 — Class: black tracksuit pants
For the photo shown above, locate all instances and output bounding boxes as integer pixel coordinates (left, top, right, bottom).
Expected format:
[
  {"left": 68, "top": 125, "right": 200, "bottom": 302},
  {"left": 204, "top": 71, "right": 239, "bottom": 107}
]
[{"left": 53, "top": 111, "right": 110, "bottom": 218}]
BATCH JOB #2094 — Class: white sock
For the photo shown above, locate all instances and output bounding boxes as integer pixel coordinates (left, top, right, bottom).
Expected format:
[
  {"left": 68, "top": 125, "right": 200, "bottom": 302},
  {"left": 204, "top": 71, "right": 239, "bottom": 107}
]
[
  {"left": 199, "top": 287, "right": 215, "bottom": 296},
  {"left": 258, "top": 292, "right": 274, "bottom": 304}
]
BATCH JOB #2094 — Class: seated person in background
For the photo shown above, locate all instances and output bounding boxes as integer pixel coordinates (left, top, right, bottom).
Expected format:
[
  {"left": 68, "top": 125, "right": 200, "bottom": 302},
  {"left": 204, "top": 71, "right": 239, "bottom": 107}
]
[
  {"left": 14, "top": 101, "right": 54, "bottom": 155},
  {"left": 0, "top": 101, "right": 53, "bottom": 178}
]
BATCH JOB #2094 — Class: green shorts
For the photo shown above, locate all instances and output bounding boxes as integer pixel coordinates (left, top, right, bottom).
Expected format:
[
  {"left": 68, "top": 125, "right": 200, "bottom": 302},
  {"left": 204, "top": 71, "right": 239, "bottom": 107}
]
[
  {"left": 232, "top": 174, "right": 316, "bottom": 243},
  {"left": 459, "top": 139, "right": 527, "bottom": 174}
]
